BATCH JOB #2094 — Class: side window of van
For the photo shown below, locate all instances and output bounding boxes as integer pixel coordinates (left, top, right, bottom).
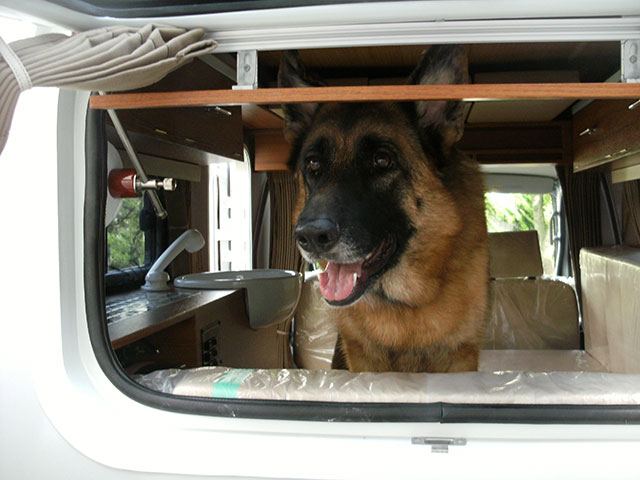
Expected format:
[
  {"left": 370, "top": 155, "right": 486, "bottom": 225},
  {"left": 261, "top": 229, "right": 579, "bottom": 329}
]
[
  {"left": 105, "top": 193, "right": 166, "bottom": 293},
  {"left": 107, "top": 197, "right": 145, "bottom": 271},
  {"left": 485, "top": 191, "right": 560, "bottom": 275}
]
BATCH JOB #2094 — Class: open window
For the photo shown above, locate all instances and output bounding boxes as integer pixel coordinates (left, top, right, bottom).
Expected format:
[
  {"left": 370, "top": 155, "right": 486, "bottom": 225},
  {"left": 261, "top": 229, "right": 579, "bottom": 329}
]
[{"left": 84, "top": 40, "right": 640, "bottom": 423}]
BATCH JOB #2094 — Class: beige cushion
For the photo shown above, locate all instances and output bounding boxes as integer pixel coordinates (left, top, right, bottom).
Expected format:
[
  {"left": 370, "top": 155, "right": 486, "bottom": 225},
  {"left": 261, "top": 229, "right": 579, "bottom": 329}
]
[
  {"left": 582, "top": 247, "right": 640, "bottom": 373},
  {"left": 485, "top": 278, "right": 580, "bottom": 349},
  {"left": 294, "top": 231, "right": 580, "bottom": 366},
  {"left": 294, "top": 277, "right": 582, "bottom": 365},
  {"left": 489, "top": 230, "right": 543, "bottom": 278}
]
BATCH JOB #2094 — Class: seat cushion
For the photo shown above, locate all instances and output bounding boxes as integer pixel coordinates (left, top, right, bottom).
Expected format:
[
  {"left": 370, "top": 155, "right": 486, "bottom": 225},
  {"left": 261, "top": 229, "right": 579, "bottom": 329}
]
[
  {"left": 485, "top": 277, "right": 580, "bottom": 349},
  {"left": 488, "top": 230, "right": 544, "bottom": 278}
]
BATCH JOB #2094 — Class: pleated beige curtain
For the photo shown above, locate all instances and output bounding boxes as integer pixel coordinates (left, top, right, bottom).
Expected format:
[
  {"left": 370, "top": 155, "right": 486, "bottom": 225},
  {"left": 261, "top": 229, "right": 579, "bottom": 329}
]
[
  {"left": 0, "top": 24, "right": 217, "bottom": 154},
  {"left": 268, "top": 171, "right": 303, "bottom": 273},
  {"left": 268, "top": 171, "right": 304, "bottom": 368}
]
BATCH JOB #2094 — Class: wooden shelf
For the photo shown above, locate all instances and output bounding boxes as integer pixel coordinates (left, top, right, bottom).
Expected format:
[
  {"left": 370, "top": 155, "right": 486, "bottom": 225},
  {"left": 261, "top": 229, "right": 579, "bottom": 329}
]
[{"left": 90, "top": 83, "right": 640, "bottom": 110}]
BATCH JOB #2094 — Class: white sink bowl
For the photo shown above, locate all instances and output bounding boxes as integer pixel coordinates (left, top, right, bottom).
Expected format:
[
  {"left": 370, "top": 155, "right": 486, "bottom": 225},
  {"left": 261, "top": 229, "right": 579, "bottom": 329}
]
[{"left": 174, "top": 269, "right": 302, "bottom": 329}]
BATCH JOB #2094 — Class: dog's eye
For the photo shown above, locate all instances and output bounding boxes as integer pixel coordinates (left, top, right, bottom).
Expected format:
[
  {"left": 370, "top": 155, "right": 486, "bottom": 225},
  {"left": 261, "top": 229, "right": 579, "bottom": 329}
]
[
  {"left": 306, "top": 157, "right": 321, "bottom": 173},
  {"left": 373, "top": 151, "right": 393, "bottom": 170}
]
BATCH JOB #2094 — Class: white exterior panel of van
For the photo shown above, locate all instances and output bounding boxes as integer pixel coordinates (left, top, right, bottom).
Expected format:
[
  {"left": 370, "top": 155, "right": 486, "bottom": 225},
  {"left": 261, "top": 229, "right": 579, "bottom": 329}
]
[{"left": 2, "top": 2, "right": 640, "bottom": 478}]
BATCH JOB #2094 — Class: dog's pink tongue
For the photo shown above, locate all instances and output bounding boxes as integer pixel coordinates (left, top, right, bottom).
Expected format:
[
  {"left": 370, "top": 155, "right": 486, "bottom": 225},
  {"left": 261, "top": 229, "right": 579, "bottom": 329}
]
[{"left": 318, "top": 261, "right": 362, "bottom": 302}]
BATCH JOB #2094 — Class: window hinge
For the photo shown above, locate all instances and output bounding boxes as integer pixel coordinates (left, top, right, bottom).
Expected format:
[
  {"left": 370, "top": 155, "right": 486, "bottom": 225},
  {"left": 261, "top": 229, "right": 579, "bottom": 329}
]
[
  {"left": 621, "top": 39, "right": 640, "bottom": 83},
  {"left": 234, "top": 50, "right": 258, "bottom": 90},
  {"left": 411, "top": 437, "right": 467, "bottom": 453}
]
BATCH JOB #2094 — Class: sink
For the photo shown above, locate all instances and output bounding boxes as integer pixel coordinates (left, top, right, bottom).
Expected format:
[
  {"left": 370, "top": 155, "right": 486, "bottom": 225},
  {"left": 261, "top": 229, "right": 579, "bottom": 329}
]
[{"left": 174, "top": 269, "right": 302, "bottom": 329}]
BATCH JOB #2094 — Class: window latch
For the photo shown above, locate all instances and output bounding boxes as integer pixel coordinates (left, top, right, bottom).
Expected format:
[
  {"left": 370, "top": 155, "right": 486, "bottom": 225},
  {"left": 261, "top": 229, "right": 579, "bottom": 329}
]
[{"left": 411, "top": 437, "right": 467, "bottom": 453}]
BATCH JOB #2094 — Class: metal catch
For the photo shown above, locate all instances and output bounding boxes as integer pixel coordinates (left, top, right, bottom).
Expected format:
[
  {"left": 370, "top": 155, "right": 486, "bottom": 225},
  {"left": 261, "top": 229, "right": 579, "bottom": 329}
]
[{"left": 411, "top": 437, "right": 467, "bottom": 453}]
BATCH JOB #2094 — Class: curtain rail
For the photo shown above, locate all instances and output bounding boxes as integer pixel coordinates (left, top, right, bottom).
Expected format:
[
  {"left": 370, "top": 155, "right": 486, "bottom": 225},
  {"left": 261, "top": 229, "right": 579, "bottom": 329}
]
[{"left": 90, "top": 83, "right": 640, "bottom": 110}]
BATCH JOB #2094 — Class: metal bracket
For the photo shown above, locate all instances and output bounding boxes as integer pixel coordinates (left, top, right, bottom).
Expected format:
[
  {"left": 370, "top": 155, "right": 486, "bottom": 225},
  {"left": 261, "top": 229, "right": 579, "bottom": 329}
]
[
  {"left": 233, "top": 50, "right": 258, "bottom": 90},
  {"left": 621, "top": 40, "right": 640, "bottom": 83},
  {"left": 136, "top": 177, "right": 177, "bottom": 194},
  {"left": 411, "top": 437, "right": 467, "bottom": 453}
]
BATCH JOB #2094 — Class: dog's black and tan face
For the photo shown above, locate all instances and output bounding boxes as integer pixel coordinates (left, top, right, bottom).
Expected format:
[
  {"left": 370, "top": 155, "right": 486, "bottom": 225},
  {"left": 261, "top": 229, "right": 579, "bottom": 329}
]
[{"left": 279, "top": 46, "right": 469, "bottom": 306}]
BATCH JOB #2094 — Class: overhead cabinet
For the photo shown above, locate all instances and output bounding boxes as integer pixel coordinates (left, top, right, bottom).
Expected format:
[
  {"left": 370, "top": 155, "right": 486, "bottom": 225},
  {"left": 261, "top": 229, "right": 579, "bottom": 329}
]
[
  {"left": 572, "top": 99, "right": 640, "bottom": 172},
  {"left": 106, "top": 58, "right": 244, "bottom": 164}
]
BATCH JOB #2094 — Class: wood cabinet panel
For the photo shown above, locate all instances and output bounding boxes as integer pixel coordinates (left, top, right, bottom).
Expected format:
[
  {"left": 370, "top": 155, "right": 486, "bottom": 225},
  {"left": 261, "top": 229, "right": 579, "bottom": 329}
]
[
  {"left": 254, "top": 129, "right": 290, "bottom": 171},
  {"left": 111, "top": 58, "right": 244, "bottom": 162},
  {"left": 253, "top": 122, "right": 570, "bottom": 171},
  {"left": 459, "top": 122, "right": 568, "bottom": 165},
  {"left": 115, "top": 105, "right": 243, "bottom": 161},
  {"left": 573, "top": 99, "right": 640, "bottom": 172}
]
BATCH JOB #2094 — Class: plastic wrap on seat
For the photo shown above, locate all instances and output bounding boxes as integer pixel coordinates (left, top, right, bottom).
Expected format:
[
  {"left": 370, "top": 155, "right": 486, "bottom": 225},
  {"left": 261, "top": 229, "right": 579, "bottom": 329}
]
[
  {"left": 581, "top": 247, "right": 640, "bottom": 373},
  {"left": 485, "top": 278, "right": 580, "bottom": 349},
  {"left": 138, "top": 351, "right": 640, "bottom": 405},
  {"left": 478, "top": 350, "right": 606, "bottom": 373},
  {"left": 294, "top": 276, "right": 337, "bottom": 369}
]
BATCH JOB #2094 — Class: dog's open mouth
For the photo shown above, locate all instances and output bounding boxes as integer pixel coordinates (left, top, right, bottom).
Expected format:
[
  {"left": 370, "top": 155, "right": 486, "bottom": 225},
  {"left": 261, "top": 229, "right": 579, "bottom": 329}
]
[{"left": 317, "top": 236, "right": 396, "bottom": 306}]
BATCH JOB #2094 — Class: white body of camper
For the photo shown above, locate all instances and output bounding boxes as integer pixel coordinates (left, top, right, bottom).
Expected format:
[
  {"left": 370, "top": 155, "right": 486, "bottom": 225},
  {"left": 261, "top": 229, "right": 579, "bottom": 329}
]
[{"left": 2, "top": 1, "right": 640, "bottom": 478}]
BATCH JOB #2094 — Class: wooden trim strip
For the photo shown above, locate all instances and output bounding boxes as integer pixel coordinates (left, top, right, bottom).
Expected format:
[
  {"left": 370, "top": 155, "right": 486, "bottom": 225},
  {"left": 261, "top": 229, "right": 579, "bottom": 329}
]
[{"left": 90, "top": 83, "right": 640, "bottom": 110}]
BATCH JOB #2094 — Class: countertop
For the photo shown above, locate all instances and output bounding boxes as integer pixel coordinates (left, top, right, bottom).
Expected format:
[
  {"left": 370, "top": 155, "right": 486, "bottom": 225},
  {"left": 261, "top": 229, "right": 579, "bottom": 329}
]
[{"left": 107, "top": 287, "right": 242, "bottom": 349}]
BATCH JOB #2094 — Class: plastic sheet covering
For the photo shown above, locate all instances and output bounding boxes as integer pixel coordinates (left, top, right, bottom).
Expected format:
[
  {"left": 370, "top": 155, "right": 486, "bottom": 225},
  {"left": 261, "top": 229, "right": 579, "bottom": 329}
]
[
  {"left": 479, "top": 350, "right": 606, "bottom": 373},
  {"left": 295, "top": 274, "right": 582, "bottom": 367},
  {"left": 581, "top": 247, "right": 640, "bottom": 373},
  {"left": 138, "top": 351, "right": 640, "bottom": 405},
  {"left": 294, "top": 275, "right": 338, "bottom": 369},
  {"left": 485, "top": 277, "right": 580, "bottom": 349}
]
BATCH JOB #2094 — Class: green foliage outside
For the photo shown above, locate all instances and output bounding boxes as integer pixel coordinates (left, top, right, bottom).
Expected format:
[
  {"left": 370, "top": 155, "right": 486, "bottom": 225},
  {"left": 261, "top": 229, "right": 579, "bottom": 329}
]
[
  {"left": 107, "top": 197, "right": 145, "bottom": 271},
  {"left": 484, "top": 192, "right": 555, "bottom": 274}
]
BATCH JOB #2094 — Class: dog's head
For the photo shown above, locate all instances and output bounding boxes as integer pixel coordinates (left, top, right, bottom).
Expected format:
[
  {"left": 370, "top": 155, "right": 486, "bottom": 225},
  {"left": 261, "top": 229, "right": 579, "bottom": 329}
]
[{"left": 279, "top": 46, "right": 469, "bottom": 306}]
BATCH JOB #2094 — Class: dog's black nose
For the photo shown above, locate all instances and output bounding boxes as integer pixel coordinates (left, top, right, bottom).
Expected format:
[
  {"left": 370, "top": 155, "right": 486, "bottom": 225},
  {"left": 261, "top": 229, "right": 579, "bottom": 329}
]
[{"left": 294, "top": 218, "right": 339, "bottom": 253}]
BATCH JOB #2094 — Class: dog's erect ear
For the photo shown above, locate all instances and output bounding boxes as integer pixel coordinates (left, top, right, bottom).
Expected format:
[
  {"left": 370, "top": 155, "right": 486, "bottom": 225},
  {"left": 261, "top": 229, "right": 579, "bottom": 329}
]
[
  {"left": 409, "top": 45, "right": 469, "bottom": 150},
  {"left": 278, "top": 50, "right": 324, "bottom": 144}
]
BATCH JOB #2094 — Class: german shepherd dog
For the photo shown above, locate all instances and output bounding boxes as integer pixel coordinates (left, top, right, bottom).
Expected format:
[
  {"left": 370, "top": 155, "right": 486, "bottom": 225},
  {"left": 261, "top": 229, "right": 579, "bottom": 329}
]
[{"left": 279, "top": 45, "right": 488, "bottom": 373}]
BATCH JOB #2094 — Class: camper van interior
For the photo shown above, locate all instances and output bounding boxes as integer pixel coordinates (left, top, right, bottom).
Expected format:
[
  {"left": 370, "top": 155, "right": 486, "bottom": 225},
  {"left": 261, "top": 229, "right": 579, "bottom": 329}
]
[{"left": 81, "top": 41, "right": 640, "bottom": 413}]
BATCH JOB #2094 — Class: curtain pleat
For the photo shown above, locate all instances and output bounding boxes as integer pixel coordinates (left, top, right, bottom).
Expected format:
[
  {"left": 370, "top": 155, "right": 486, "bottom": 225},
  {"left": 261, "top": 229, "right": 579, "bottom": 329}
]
[
  {"left": 268, "top": 171, "right": 303, "bottom": 272},
  {"left": 268, "top": 171, "right": 303, "bottom": 368},
  {"left": 623, "top": 180, "right": 640, "bottom": 246},
  {"left": 556, "top": 165, "right": 602, "bottom": 304},
  {"left": 0, "top": 24, "right": 217, "bottom": 154}
]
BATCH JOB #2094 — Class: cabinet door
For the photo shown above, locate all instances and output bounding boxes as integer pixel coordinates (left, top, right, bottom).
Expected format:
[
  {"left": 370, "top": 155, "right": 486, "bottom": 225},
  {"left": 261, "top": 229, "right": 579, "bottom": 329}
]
[
  {"left": 573, "top": 99, "right": 640, "bottom": 172},
  {"left": 113, "top": 58, "right": 243, "bottom": 162}
]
